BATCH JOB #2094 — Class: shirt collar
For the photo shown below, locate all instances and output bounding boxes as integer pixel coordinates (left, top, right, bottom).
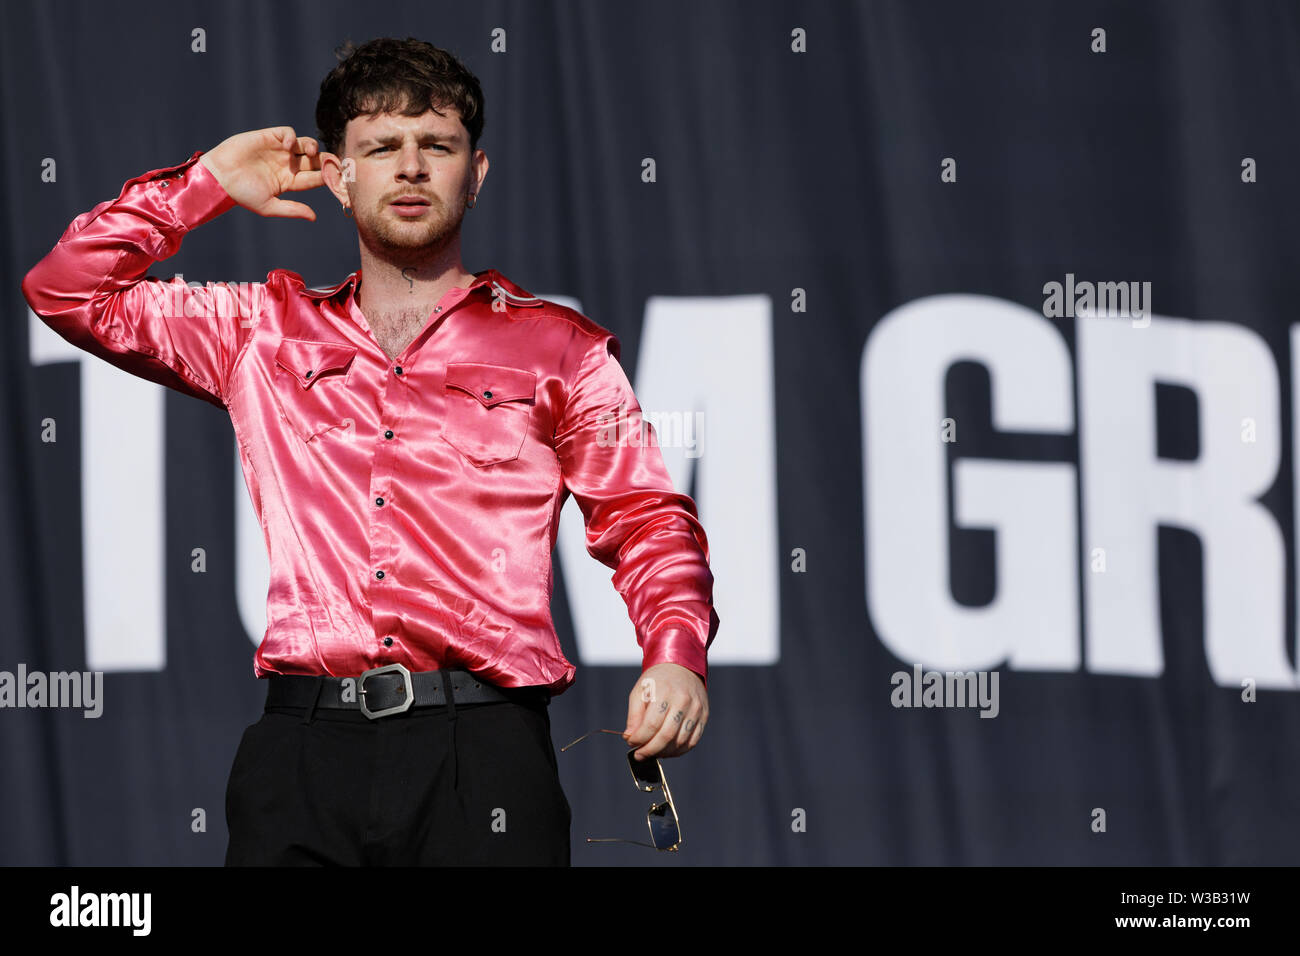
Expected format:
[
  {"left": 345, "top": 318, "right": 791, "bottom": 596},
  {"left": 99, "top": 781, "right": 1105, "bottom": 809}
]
[{"left": 301, "top": 267, "right": 544, "bottom": 309}]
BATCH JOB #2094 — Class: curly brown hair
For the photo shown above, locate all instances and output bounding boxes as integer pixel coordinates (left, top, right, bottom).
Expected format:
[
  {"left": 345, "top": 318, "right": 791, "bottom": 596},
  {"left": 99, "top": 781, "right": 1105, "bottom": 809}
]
[{"left": 315, "top": 37, "right": 485, "bottom": 156}]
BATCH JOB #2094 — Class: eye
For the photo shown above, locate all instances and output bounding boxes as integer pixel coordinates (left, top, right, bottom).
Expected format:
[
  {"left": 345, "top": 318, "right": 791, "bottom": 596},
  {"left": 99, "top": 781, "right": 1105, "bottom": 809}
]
[{"left": 370, "top": 146, "right": 392, "bottom": 155}]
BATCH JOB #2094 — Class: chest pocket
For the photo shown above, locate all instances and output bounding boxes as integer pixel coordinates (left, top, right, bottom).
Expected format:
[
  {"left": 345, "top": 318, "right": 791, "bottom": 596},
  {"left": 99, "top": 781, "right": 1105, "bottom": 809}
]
[
  {"left": 271, "top": 338, "right": 359, "bottom": 442},
  {"left": 440, "top": 362, "right": 537, "bottom": 466}
]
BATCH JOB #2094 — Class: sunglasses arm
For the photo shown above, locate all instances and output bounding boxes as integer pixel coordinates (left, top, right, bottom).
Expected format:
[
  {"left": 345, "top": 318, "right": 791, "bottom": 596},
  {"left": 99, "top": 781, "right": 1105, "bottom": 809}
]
[{"left": 586, "top": 837, "right": 672, "bottom": 850}]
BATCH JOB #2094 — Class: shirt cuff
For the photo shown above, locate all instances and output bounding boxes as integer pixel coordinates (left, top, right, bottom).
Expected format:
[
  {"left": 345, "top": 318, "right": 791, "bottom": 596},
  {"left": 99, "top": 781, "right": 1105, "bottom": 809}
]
[
  {"left": 123, "top": 150, "right": 238, "bottom": 230},
  {"left": 642, "top": 628, "right": 709, "bottom": 688}
]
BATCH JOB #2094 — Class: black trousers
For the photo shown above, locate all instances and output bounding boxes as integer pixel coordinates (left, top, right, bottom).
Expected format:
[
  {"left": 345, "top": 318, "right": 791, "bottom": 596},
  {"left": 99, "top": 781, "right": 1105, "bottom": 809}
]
[{"left": 224, "top": 686, "right": 571, "bottom": 866}]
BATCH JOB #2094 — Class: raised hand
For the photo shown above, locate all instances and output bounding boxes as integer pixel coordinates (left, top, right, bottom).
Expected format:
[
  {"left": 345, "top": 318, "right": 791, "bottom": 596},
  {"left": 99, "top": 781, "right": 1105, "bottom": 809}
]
[{"left": 198, "top": 127, "right": 324, "bottom": 220}]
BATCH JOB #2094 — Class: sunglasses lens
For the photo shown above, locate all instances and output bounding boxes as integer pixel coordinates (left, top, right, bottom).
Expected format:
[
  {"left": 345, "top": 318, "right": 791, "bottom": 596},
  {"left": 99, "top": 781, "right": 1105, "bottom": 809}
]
[
  {"left": 627, "top": 752, "right": 662, "bottom": 790},
  {"left": 648, "top": 801, "right": 680, "bottom": 849}
]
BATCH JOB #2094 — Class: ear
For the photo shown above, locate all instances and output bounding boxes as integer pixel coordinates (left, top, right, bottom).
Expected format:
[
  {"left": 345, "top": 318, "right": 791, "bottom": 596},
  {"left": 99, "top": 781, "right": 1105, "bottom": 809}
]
[
  {"left": 471, "top": 149, "right": 489, "bottom": 195},
  {"left": 320, "top": 151, "right": 353, "bottom": 208}
]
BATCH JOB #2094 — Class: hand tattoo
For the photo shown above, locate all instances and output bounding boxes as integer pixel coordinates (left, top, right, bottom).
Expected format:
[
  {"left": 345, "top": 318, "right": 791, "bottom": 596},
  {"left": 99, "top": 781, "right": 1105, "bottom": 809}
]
[{"left": 673, "top": 710, "right": 684, "bottom": 724}]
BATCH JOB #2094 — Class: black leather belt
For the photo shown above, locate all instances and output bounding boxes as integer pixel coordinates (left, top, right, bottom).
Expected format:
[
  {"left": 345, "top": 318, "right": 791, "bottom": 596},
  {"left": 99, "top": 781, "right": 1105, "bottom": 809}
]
[{"left": 265, "top": 663, "right": 550, "bottom": 719}]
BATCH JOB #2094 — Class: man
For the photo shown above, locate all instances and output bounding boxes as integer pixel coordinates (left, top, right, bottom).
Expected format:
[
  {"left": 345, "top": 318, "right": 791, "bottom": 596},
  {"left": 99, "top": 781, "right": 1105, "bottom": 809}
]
[{"left": 21, "top": 37, "right": 719, "bottom": 865}]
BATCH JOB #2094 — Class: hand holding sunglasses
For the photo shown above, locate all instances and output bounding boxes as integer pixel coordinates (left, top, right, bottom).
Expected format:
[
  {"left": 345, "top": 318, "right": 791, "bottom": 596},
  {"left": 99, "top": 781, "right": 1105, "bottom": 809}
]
[{"left": 561, "top": 728, "right": 683, "bottom": 851}]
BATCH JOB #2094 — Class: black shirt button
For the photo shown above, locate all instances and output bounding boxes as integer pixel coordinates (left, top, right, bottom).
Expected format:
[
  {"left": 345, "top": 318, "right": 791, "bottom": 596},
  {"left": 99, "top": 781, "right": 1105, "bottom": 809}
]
[
  {"left": 384, "top": 429, "right": 394, "bottom": 440},
  {"left": 375, "top": 570, "right": 385, "bottom": 580},
  {"left": 375, "top": 497, "right": 384, "bottom": 507},
  {"left": 383, "top": 637, "right": 393, "bottom": 647},
  {"left": 305, "top": 369, "right": 313, "bottom": 378},
  {"left": 394, "top": 366, "right": 403, "bottom": 376},
  {"left": 483, "top": 390, "right": 493, "bottom": 399}
]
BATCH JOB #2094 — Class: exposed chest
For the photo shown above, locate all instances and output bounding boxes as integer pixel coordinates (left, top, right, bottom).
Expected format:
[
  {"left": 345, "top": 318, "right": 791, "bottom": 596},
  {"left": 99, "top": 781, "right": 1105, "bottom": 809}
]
[{"left": 363, "top": 304, "right": 439, "bottom": 361}]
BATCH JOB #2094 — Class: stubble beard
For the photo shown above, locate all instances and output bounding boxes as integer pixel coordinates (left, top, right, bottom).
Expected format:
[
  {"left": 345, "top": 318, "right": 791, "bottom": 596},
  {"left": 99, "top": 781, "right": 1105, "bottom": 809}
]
[{"left": 356, "top": 194, "right": 468, "bottom": 267}]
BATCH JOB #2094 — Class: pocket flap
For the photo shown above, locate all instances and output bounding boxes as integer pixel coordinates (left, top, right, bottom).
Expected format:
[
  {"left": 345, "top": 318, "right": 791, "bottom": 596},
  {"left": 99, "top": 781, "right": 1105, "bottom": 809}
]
[
  {"left": 274, "top": 338, "right": 357, "bottom": 389},
  {"left": 444, "top": 362, "right": 537, "bottom": 407}
]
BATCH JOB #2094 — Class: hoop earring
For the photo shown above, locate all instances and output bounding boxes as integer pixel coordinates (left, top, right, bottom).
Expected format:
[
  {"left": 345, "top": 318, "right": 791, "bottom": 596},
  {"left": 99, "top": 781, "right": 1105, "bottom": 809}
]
[
  {"left": 466, "top": 194, "right": 477, "bottom": 209},
  {"left": 343, "top": 205, "right": 354, "bottom": 218}
]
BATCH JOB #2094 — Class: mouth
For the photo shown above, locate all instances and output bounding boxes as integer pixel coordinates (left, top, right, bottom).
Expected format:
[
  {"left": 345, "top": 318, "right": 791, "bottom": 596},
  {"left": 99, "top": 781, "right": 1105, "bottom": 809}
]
[{"left": 389, "top": 196, "right": 432, "bottom": 217}]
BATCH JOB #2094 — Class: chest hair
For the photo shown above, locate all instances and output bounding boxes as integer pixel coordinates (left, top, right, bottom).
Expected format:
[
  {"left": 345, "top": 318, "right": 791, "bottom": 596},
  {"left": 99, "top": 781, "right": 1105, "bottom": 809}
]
[{"left": 363, "top": 305, "right": 438, "bottom": 361}]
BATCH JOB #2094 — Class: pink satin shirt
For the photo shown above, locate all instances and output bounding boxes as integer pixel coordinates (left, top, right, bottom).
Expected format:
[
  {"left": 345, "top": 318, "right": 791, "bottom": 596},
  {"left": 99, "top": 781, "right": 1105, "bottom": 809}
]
[{"left": 22, "top": 150, "right": 718, "bottom": 692}]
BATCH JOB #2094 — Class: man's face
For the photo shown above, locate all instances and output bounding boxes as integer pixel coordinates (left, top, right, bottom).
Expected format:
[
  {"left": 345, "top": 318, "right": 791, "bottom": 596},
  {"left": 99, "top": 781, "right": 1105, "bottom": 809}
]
[{"left": 333, "top": 106, "right": 487, "bottom": 263}]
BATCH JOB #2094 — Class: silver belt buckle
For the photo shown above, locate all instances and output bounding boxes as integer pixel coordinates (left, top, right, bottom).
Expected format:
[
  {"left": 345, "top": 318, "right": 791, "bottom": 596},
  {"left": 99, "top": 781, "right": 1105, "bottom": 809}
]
[{"left": 358, "top": 662, "right": 414, "bottom": 719}]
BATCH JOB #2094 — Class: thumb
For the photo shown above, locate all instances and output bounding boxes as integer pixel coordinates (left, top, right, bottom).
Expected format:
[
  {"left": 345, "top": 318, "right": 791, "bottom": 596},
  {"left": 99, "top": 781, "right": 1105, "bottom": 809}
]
[{"left": 261, "top": 197, "right": 317, "bottom": 221}]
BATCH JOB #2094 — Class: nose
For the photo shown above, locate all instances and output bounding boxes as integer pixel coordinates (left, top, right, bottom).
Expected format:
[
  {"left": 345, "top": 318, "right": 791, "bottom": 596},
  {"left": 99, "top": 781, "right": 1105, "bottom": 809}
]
[{"left": 396, "top": 141, "right": 429, "bottom": 181}]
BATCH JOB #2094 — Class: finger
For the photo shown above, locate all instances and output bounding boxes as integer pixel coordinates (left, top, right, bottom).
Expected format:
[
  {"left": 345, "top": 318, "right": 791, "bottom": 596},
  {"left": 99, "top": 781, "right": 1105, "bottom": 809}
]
[
  {"left": 627, "top": 696, "right": 670, "bottom": 748},
  {"left": 261, "top": 197, "right": 317, "bottom": 221},
  {"left": 671, "top": 700, "right": 708, "bottom": 756},
  {"left": 625, "top": 675, "right": 660, "bottom": 739},
  {"left": 666, "top": 703, "right": 698, "bottom": 756},
  {"left": 286, "top": 169, "right": 325, "bottom": 191},
  {"left": 625, "top": 686, "right": 645, "bottom": 740},
  {"left": 290, "top": 149, "right": 323, "bottom": 169},
  {"left": 289, "top": 147, "right": 322, "bottom": 173},
  {"left": 294, "top": 136, "right": 319, "bottom": 157},
  {"left": 635, "top": 694, "right": 689, "bottom": 760},
  {"left": 686, "top": 704, "right": 707, "bottom": 750},
  {"left": 675, "top": 703, "right": 702, "bottom": 751},
  {"left": 268, "top": 126, "right": 297, "bottom": 151}
]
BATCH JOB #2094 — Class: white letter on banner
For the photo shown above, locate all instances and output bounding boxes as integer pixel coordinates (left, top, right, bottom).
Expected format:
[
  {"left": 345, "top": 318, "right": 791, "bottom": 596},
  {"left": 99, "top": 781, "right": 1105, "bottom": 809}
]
[
  {"left": 29, "top": 309, "right": 165, "bottom": 671},
  {"left": 1079, "top": 313, "right": 1289, "bottom": 687},
  {"left": 863, "top": 294, "right": 1077, "bottom": 671},
  {"left": 555, "top": 294, "right": 777, "bottom": 665}
]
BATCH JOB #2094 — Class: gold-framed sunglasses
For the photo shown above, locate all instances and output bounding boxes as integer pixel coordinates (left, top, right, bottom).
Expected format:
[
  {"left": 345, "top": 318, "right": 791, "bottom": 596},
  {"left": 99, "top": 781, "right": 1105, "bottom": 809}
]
[{"left": 560, "top": 728, "right": 682, "bottom": 851}]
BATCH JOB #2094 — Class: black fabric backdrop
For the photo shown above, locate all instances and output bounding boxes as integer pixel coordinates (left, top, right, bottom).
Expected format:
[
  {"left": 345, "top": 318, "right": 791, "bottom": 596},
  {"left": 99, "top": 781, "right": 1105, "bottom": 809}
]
[{"left": 4, "top": 0, "right": 1300, "bottom": 865}]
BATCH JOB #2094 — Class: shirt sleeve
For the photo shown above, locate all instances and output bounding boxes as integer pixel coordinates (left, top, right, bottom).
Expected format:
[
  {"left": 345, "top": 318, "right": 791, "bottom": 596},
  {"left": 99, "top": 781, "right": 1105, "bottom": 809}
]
[
  {"left": 555, "top": 331, "right": 720, "bottom": 687},
  {"left": 21, "top": 150, "right": 259, "bottom": 409}
]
